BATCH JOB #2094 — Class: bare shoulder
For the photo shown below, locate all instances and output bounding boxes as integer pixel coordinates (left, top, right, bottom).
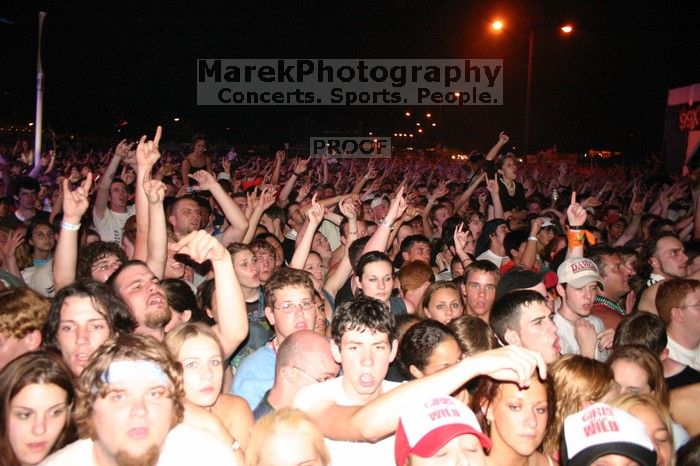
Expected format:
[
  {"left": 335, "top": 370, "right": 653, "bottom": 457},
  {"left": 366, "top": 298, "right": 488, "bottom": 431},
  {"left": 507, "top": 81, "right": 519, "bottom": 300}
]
[
  {"left": 638, "top": 283, "right": 659, "bottom": 314},
  {"left": 216, "top": 393, "right": 253, "bottom": 413}
]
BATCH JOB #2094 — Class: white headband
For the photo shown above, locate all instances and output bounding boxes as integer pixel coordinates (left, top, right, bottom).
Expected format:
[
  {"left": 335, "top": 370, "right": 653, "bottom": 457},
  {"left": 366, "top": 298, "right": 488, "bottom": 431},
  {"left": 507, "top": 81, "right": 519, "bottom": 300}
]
[{"left": 101, "top": 360, "right": 171, "bottom": 386}]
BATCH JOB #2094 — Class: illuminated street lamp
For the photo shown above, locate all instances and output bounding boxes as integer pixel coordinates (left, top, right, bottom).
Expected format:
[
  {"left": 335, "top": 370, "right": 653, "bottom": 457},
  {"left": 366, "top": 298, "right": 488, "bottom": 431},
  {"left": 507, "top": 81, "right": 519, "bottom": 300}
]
[{"left": 490, "top": 18, "right": 574, "bottom": 153}]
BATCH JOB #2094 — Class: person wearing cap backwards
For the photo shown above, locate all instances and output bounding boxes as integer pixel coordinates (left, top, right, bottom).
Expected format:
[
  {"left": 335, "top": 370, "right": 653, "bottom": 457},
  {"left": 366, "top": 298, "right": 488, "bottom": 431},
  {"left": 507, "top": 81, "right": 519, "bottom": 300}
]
[
  {"left": 475, "top": 219, "right": 510, "bottom": 268},
  {"left": 553, "top": 257, "right": 615, "bottom": 361},
  {"left": 395, "top": 395, "right": 491, "bottom": 466},
  {"left": 41, "top": 333, "right": 240, "bottom": 465},
  {"left": 561, "top": 403, "right": 657, "bottom": 466}
]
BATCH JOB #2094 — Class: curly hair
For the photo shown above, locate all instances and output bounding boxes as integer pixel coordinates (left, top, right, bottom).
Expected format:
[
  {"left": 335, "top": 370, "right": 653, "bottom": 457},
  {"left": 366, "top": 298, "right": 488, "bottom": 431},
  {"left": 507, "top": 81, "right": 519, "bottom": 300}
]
[
  {"left": 0, "top": 287, "right": 50, "bottom": 339},
  {"left": 76, "top": 241, "right": 127, "bottom": 282},
  {"left": 73, "top": 334, "right": 184, "bottom": 439}
]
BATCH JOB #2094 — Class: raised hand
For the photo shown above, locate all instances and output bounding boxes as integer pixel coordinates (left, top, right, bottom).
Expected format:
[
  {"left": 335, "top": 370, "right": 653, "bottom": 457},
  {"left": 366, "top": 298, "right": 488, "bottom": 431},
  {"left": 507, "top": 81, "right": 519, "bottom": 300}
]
[
  {"left": 143, "top": 178, "right": 166, "bottom": 205},
  {"left": 189, "top": 169, "right": 217, "bottom": 192},
  {"left": 566, "top": 192, "right": 587, "bottom": 226},
  {"left": 385, "top": 185, "right": 407, "bottom": 223},
  {"left": 135, "top": 126, "right": 162, "bottom": 169},
  {"left": 221, "top": 158, "right": 231, "bottom": 174},
  {"left": 529, "top": 217, "right": 543, "bottom": 237},
  {"left": 114, "top": 139, "right": 132, "bottom": 159},
  {"left": 275, "top": 150, "right": 286, "bottom": 164},
  {"left": 2, "top": 230, "right": 25, "bottom": 261},
  {"left": 498, "top": 131, "right": 509, "bottom": 144},
  {"left": 170, "top": 230, "right": 228, "bottom": 263},
  {"left": 62, "top": 173, "right": 93, "bottom": 221},
  {"left": 259, "top": 187, "right": 278, "bottom": 210},
  {"left": 486, "top": 175, "right": 500, "bottom": 195},
  {"left": 338, "top": 197, "right": 357, "bottom": 220},
  {"left": 294, "top": 157, "right": 311, "bottom": 176},
  {"left": 453, "top": 222, "right": 470, "bottom": 251},
  {"left": 307, "top": 194, "right": 324, "bottom": 224},
  {"left": 431, "top": 182, "right": 449, "bottom": 200}
]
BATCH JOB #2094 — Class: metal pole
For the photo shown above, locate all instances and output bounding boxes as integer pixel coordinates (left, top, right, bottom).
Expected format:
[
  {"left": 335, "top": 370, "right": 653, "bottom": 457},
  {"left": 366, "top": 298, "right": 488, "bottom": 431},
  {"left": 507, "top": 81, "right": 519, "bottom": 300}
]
[
  {"left": 524, "top": 30, "right": 534, "bottom": 155},
  {"left": 34, "top": 12, "right": 46, "bottom": 157}
]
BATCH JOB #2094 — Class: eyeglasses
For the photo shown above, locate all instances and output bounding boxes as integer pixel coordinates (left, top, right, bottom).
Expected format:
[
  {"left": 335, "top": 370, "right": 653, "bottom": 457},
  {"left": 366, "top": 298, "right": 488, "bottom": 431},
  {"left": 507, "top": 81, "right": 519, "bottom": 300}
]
[
  {"left": 291, "top": 365, "right": 325, "bottom": 383},
  {"left": 274, "top": 300, "right": 315, "bottom": 313}
]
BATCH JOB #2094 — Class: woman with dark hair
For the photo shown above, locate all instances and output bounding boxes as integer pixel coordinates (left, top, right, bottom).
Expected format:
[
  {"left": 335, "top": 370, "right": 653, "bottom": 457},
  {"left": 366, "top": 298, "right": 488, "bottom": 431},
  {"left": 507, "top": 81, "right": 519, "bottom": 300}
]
[
  {"left": 471, "top": 375, "right": 556, "bottom": 466},
  {"left": 42, "top": 280, "right": 135, "bottom": 377},
  {"left": 0, "top": 351, "right": 75, "bottom": 466},
  {"left": 182, "top": 134, "right": 212, "bottom": 190},
  {"left": 353, "top": 251, "right": 413, "bottom": 315},
  {"left": 395, "top": 320, "right": 462, "bottom": 381},
  {"left": 161, "top": 278, "right": 209, "bottom": 332}
]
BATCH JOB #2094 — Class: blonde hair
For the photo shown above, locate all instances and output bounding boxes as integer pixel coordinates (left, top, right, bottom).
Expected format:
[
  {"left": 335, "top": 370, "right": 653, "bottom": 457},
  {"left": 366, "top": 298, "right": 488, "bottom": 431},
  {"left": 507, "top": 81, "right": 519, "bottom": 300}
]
[
  {"left": 247, "top": 408, "right": 330, "bottom": 466},
  {"left": 0, "top": 287, "right": 50, "bottom": 338},
  {"left": 164, "top": 322, "right": 224, "bottom": 359},
  {"left": 73, "top": 334, "right": 184, "bottom": 439},
  {"left": 543, "top": 354, "right": 616, "bottom": 455},
  {"left": 609, "top": 393, "right": 675, "bottom": 466}
]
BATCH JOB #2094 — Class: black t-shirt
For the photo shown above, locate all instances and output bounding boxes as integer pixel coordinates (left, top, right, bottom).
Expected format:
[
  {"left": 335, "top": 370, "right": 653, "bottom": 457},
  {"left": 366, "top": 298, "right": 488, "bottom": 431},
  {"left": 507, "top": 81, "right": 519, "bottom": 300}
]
[
  {"left": 0, "top": 209, "right": 50, "bottom": 229},
  {"left": 666, "top": 365, "right": 700, "bottom": 390},
  {"left": 498, "top": 181, "right": 527, "bottom": 212}
]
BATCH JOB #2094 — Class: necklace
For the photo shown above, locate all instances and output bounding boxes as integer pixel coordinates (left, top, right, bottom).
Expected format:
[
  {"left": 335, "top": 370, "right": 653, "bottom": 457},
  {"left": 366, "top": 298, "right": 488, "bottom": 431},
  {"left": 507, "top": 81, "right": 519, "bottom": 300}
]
[{"left": 501, "top": 177, "right": 516, "bottom": 192}]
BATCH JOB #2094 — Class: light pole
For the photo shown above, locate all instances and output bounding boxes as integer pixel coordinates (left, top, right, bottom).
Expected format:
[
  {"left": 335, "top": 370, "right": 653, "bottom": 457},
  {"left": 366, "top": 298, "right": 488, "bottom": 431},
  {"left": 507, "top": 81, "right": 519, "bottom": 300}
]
[{"left": 490, "top": 20, "right": 573, "bottom": 155}]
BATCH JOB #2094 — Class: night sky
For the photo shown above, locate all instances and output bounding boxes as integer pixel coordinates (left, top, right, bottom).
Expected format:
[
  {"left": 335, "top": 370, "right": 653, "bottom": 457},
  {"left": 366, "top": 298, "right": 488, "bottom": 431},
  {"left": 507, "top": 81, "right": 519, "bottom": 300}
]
[{"left": 1, "top": 0, "right": 697, "bottom": 153}]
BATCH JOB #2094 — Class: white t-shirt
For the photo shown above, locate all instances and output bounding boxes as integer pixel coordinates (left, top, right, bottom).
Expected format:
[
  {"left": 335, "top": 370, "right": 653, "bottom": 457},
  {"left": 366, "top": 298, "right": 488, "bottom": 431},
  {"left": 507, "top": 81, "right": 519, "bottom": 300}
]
[
  {"left": 553, "top": 312, "right": 609, "bottom": 362},
  {"left": 294, "top": 376, "right": 399, "bottom": 466},
  {"left": 93, "top": 204, "right": 136, "bottom": 244},
  {"left": 40, "top": 423, "right": 236, "bottom": 465},
  {"left": 666, "top": 335, "right": 700, "bottom": 372},
  {"left": 476, "top": 249, "right": 507, "bottom": 268}
]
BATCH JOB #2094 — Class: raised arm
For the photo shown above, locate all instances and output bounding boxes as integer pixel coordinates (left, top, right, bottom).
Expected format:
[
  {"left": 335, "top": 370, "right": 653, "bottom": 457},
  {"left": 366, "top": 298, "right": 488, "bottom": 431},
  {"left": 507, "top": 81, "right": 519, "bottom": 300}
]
[
  {"left": 363, "top": 186, "right": 406, "bottom": 254},
  {"left": 94, "top": 140, "right": 129, "bottom": 220},
  {"left": 454, "top": 173, "right": 486, "bottom": 212},
  {"left": 484, "top": 131, "right": 509, "bottom": 162},
  {"left": 279, "top": 157, "right": 309, "bottom": 205},
  {"left": 133, "top": 127, "right": 162, "bottom": 263},
  {"left": 486, "top": 175, "right": 504, "bottom": 219},
  {"left": 143, "top": 179, "right": 167, "bottom": 279},
  {"left": 191, "top": 170, "right": 249, "bottom": 246},
  {"left": 520, "top": 218, "right": 543, "bottom": 270},
  {"left": 565, "top": 192, "right": 588, "bottom": 259},
  {"left": 271, "top": 150, "right": 285, "bottom": 186},
  {"left": 242, "top": 187, "right": 277, "bottom": 244},
  {"left": 53, "top": 174, "right": 92, "bottom": 291},
  {"left": 171, "top": 230, "right": 249, "bottom": 357},
  {"left": 290, "top": 195, "right": 324, "bottom": 269}
]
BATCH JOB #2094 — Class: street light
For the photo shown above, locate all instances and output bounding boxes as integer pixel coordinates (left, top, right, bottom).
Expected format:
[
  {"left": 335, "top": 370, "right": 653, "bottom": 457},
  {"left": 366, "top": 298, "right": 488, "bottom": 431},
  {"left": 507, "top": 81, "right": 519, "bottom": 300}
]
[{"left": 490, "top": 19, "right": 574, "bottom": 154}]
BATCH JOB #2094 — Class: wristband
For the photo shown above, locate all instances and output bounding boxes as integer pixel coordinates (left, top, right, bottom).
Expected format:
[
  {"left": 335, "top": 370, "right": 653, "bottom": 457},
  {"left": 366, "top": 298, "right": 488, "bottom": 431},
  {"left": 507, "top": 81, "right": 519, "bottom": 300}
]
[
  {"left": 378, "top": 218, "right": 395, "bottom": 230},
  {"left": 528, "top": 236, "right": 537, "bottom": 241},
  {"left": 568, "top": 225, "right": 583, "bottom": 230},
  {"left": 567, "top": 229, "right": 596, "bottom": 250},
  {"left": 61, "top": 221, "right": 81, "bottom": 231}
]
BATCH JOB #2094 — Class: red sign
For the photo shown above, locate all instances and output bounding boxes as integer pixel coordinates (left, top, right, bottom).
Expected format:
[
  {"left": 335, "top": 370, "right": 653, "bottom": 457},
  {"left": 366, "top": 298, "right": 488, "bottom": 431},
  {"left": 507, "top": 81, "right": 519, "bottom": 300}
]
[{"left": 679, "top": 103, "right": 700, "bottom": 131}]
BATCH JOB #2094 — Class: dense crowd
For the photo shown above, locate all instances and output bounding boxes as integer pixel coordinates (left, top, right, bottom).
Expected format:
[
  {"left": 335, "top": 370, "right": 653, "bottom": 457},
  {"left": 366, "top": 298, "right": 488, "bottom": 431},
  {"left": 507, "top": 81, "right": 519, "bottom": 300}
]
[{"left": 0, "top": 128, "right": 698, "bottom": 466}]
